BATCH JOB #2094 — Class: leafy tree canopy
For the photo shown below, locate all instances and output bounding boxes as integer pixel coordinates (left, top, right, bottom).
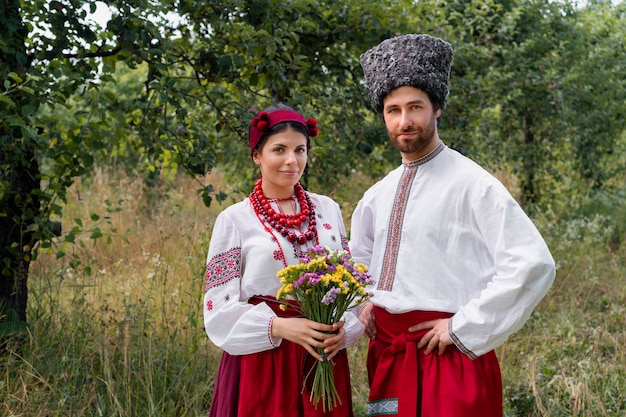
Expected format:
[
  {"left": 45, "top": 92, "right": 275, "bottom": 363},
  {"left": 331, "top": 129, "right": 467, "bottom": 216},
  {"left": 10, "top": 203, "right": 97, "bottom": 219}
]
[{"left": 1, "top": 0, "right": 624, "bottom": 327}]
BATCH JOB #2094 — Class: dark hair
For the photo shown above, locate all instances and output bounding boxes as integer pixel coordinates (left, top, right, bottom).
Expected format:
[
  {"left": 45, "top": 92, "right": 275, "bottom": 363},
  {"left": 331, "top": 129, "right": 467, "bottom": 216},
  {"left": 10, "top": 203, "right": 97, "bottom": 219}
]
[{"left": 251, "top": 103, "right": 311, "bottom": 153}]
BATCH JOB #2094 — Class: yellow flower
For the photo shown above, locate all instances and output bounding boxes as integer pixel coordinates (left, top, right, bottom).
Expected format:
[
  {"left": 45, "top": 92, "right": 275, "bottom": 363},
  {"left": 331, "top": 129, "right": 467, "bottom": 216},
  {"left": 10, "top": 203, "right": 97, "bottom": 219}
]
[
  {"left": 308, "top": 257, "right": 327, "bottom": 271},
  {"left": 273, "top": 245, "right": 374, "bottom": 412}
]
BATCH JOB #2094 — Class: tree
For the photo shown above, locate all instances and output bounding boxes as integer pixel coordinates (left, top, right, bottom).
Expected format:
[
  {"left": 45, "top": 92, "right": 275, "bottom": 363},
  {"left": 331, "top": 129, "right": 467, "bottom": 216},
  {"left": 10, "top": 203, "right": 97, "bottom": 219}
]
[
  {"left": 1, "top": 0, "right": 408, "bottom": 329},
  {"left": 406, "top": 0, "right": 625, "bottom": 208},
  {"left": 558, "top": 1, "right": 626, "bottom": 192},
  {"left": 1, "top": 0, "right": 37, "bottom": 332},
  {"left": 3, "top": 0, "right": 624, "bottom": 332},
  {"left": 424, "top": 0, "right": 577, "bottom": 207},
  {"left": 1, "top": 0, "right": 183, "bottom": 328}
]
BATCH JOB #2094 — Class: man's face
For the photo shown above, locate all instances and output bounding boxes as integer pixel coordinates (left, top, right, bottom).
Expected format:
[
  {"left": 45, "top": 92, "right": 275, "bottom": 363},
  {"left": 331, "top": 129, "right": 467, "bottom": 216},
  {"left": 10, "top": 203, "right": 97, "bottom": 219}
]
[{"left": 382, "top": 86, "right": 441, "bottom": 160}]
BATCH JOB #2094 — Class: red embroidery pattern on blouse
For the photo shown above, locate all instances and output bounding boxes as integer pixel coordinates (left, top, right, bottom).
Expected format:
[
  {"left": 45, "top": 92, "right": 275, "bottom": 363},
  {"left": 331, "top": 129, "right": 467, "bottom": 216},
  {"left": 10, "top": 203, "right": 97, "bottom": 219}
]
[
  {"left": 378, "top": 141, "right": 445, "bottom": 291},
  {"left": 341, "top": 235, "right": 350, "bottom": 253},
  {"left": 268, "top": 316, "right": 279, "bottom": 347},
  {"left": 323, "top": 223, "right": 332, "bottom": 230},
  {"left": 204, "top": 247, "right": 242, "bottom": 292},
  {"left": 206, "top": 300, "right": 213, "bottom": 311},
  {"left": 273, "top": 249, "right": 285, "bottom": 264}
]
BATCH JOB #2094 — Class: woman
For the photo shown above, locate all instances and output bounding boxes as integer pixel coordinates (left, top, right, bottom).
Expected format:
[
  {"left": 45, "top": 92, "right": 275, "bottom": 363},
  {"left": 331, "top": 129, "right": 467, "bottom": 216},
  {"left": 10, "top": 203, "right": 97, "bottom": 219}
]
[{"left": 203, "top": 103, "right": 364, "bottom": 417}]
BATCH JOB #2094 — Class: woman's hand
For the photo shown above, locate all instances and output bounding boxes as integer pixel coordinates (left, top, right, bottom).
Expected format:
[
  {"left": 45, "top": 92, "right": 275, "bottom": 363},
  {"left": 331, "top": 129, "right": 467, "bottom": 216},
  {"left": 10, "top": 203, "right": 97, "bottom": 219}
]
[
  {"left": 322, "top": 322, "right": 345, "bottom": 361},
  {"left": 271, "top": 317, "right": 344, "bottom": 361}
]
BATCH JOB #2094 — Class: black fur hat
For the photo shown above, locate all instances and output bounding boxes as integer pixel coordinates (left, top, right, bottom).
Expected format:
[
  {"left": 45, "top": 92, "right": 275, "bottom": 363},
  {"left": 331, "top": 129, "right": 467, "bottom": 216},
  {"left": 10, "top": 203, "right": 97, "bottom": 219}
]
[{"left": 360, "top": 34, "right": 454, "bottom": 113}]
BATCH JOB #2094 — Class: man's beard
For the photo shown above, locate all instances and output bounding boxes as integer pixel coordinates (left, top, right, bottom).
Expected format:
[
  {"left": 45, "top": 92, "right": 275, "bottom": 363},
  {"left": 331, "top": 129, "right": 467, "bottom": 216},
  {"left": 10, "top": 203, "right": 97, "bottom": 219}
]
[{"left": 389, "top": 116, "right": 437, "bottom": 155}]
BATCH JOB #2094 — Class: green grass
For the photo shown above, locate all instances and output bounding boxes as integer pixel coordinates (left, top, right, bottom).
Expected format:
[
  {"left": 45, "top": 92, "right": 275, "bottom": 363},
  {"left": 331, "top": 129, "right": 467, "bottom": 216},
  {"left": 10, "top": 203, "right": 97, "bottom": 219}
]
[{"left": 1, "top": 168, "right": 625, "bottom": 416}]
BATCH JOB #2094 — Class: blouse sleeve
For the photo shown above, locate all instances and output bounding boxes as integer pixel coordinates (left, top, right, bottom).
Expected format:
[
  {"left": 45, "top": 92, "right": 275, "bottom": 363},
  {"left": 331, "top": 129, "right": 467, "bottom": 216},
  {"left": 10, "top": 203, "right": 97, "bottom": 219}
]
[
  {"left": 449, "top": 176, "right": 556, "bottom": 358},
  {"left": 348, "top": 195, "right": 375, "bottom": 267},
  {"left": 342, "top": 309, "right": 365, "bottom": 348},
  {"left": 203, "top": 210, "right": 280, "bottom": 355}
]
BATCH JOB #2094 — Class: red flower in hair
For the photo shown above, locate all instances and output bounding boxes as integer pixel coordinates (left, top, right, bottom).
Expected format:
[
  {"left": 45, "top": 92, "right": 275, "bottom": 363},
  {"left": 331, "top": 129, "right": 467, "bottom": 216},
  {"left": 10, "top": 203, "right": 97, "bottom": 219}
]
[
  {"left": 252, "top": 111, "right": 271, "bottom": 132},
  {"left": 306, "top": 117, "right": 318, "bottom": 137}
]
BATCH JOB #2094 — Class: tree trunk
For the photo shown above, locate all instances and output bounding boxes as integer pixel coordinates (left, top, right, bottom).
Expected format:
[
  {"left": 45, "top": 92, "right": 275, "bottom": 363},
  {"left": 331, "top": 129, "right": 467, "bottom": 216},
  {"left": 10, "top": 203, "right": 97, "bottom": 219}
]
[
  {"left": 520, "top": 114, "right": 537, "bottom": 208},
  {"left": 0, "top": 0, "right": 37, "bottom": 324},
  {"left": 0, "top": 141, "right": 39, "bottom": 323}
]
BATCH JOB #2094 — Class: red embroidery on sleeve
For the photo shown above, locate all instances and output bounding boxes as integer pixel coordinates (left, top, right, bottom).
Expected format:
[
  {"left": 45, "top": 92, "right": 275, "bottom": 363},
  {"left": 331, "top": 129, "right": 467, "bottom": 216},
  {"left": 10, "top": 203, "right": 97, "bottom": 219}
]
[{"left": 204, "top": 247, "right": 242, "bottom": 292}]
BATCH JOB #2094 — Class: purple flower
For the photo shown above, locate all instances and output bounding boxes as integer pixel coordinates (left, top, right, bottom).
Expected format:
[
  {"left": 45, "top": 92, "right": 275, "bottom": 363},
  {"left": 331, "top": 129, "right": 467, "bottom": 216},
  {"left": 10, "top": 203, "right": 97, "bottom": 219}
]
[
  {"left": 293, "top": 275, "right": 307, "bottom": 287},
  {"left": 308, "top": 245, "right": 327, "bottom": 256},
  {"left": 306, "top": 273, "right": 322, "bottom": 285},
  {"left": 322, "top": 287, "right": 341, "bottom": 305}
]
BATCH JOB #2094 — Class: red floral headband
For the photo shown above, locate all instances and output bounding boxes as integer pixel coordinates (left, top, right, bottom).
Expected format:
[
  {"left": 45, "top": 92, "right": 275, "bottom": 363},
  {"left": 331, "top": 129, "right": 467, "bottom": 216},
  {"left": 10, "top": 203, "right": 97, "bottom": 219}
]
[{"left": 249, "top": 109, "right": 318, "bottom": 154}]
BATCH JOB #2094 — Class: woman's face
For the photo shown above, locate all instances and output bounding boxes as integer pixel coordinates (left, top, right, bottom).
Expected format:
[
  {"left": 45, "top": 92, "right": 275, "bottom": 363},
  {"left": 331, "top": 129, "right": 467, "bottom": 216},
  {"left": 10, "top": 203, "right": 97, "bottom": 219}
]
[{"left": 252, "top": 127, "right": 308, "bottom": 197}]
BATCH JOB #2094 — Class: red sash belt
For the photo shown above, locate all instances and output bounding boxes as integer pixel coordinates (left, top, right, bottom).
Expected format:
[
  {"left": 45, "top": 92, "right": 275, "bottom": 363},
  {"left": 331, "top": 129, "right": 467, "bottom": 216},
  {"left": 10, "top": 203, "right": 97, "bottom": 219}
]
[
  {"left": 368, "top": 307, "right": 453, "bottom": 416},
  {"left": 367, "top": 306, "right": 502, "bottom": 417}
]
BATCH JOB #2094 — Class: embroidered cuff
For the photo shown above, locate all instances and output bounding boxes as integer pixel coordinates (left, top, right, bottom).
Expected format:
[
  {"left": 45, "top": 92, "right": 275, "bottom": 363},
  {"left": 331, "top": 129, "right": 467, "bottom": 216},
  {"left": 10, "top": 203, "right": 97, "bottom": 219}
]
[
  {"left": 268, "top": 316, "right": 280, "bottom": 348},
  {"left": 448, "top": 316, "right": 478, "bottom": 360},
  {"left": 356, "top": 301, "right": 372, "bottom": 316}
]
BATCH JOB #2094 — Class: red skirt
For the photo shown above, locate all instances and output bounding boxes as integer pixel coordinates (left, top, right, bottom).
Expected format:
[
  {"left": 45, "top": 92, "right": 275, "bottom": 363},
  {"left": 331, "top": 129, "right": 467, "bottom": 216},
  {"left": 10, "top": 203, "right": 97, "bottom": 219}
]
[
  {"left": 209, "top": 296, "right": 354, "bottom": 417},
  {"left": 367, "top": 306, "right": 502, "bottom": 417}
]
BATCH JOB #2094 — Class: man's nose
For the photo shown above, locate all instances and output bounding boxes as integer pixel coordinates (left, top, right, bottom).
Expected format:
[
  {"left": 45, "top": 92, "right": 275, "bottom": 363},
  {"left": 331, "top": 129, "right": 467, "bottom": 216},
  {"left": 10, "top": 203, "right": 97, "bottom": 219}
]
[{"left": 400, "top": 110, "right": 413, "bottom": 129}]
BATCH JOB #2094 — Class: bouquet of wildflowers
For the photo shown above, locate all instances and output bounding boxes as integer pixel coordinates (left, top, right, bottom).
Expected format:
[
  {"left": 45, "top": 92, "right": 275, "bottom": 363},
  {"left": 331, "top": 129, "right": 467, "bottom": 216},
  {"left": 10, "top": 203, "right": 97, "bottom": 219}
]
[{"left": 276, "top": 245, "right": 374, "bottom": 411}]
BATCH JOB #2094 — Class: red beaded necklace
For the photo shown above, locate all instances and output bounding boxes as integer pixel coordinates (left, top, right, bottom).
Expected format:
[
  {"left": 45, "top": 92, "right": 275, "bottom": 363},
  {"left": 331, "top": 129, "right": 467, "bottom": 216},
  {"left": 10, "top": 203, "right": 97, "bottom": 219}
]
[{"left": 250, "top": 178, "right": 318, "bottom": 245}]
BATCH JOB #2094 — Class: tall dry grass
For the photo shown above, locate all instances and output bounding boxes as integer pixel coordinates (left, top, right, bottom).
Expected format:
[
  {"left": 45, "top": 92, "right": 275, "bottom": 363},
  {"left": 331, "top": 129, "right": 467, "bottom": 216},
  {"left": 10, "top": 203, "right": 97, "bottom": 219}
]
[
  {"left": 1, "top": 167, "right": 625, "bottom": 416},
  {"left": 2, "top": 168, "right": 227, "bottom": 416}
]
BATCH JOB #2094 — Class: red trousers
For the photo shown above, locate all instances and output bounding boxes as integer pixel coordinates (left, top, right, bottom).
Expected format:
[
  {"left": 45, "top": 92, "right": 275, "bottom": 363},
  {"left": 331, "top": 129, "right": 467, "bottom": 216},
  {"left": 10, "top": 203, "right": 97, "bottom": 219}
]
[
  {"left": 209, "top": 296, "right": 354, "bottom": 417},
  {"left": 367, "top": 306, "right": 502, "bottom": 417}
]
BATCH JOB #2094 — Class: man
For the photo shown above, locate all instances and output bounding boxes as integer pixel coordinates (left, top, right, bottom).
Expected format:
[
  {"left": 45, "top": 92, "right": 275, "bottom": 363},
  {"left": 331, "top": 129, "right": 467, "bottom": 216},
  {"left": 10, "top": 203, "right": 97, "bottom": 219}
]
[{"left": 349, "top": 34, "right": 556, "bottom": 417}]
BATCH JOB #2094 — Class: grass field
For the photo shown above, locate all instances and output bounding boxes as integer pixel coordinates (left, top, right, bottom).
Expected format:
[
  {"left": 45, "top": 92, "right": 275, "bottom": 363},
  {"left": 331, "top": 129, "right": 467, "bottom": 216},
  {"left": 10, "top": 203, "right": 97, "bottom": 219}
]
[{"left": 2, "top": 168, "right": 625, "bottom": 416}]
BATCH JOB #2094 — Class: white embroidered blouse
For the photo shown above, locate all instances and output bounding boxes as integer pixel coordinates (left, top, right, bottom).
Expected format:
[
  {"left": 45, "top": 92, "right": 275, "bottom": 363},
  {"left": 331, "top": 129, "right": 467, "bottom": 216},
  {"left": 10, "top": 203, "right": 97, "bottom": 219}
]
[{"left": 203, "top": 192, "right": 364, "bottom": 355}]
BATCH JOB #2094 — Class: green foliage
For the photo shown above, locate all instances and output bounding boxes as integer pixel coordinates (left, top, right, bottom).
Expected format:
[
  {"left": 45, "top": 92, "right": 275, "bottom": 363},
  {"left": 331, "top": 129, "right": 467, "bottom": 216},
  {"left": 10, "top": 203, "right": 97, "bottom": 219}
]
[
  {"left": 2, "top": 169, "right": 221, "bottom": 415},
  {"left": 2, "top": 171, "right": 625, "bottom": 416},
  {"left": 558, "top": 2, "right": 626, "bottom": 190},
  {"left": 169, "top": 0, "right": 410, "bottom": 194},
  {"left": 0, "top": 306, "right": 28, "bottom": 341},
  {"left": 408, "top": 0, "right": 626, "bottom": 209},
  {"left": 497, "top": 190, "right": 626, "bottom": 416},
  {"left": 2, "top": 275, "right": 217, "bottom": 416},
  {"left": 2, "top": 2, "right": 625, "bottom": 413},
  {"left": 1, "top": 0, "right": 625, "bottom": 339},
  {"left": 2, "top": 0, "right": 415, "bottom": 321}
]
